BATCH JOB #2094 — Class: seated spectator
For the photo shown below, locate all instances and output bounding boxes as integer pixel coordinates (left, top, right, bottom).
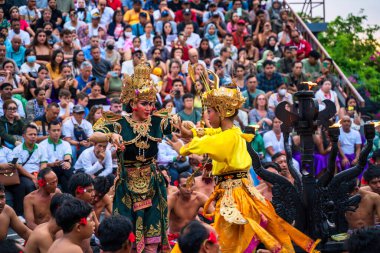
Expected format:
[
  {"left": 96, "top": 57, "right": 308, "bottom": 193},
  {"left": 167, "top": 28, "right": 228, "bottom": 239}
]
[
  {"left": 131, "top": 12, "right": 149, "bottom": 37},
  {"left": 0, "top": 183, "right": 31, "bottom": 241},
  {"left": 338, "top": 96, "right": 363, "bottom": 131},
  {"left": 6, "top": 35, "right": 25, "bottom": 68},
  {"left": 86, "top": 105, "right": 103, "bottom": 126},
  {"left": 33, "top": 103, "right": 60, "bottom": 142},
  {"left": 257, "top": 60, "right": 284, "bottom": 95},
  {"left": 268, "top": 83, "right": 293, "bottom": 111},
  {"left": 264, "top": 36, "right": 282, "bottom": 58},
  {"left": 183, "top": 23, "right": 201, "bottom": 49},
  {"left": 234, "top": 48, "right": 256, "bottom": 76},
  {"left": 263, "top": 117, "right": 285, "bottom": 161},
  {"left": 121, "top": 48, "right": 143, "bottom": 75},
  {"left": 256, "top": 50, "right": 277, "bottom": 73},
  {"left": 0, "top": 99, "right": 25, "bottom": 148},
  {"left": 190, "top": 79, "right": 205, "bottom": 114},
  {"left": 163, "top": 79, "right": 185, "bottom": 112},
  {"left": 107, "top": 10, "right": 126, "bottom": 40},
  {"left": 270, "top": 2, "right": 286, "bottom": 33},
  {"left": 177, "top": 220, "right": 219, "bottom": 253},
  {"left": 25, "top": 87, "right": 46, "bottom": 123},
  {"left": 227, "top": 12, "right": 246, "bottom": 34},
  {"left": 213, "top": 59, "right": 232, "bottom": 87},
  {"left": 161, "top": 60, "right": 183, "bottom": 98},
  {"left": 147, "top": 36, "right": 170, "bottom": 62},
  {"left": 98, "top": 215, "right": 134, "bottom": 253},
  {"left": 276, "top": 46, "right": 295, "bottom": 76},
  {"left": 109, "top": 98, "right": 124, "bottom": 115},
  {"left": 24, "top": 193, "right": 73, "bottom": 253},
  {"left": 337, "top": 116, "right": 362, "bottom": 171},
  {"left": 62, "top": 105, "right": 93, "bottom": 162},
  {"left": 88, "top": 82, "right": 108, "bottom": 109},
  {"left": 9, "top": 124, "right": 47, "bottom": 217},
  {"left": 47, "top": 198, "right": 94, "bottom": 253},
  {"left": 181, "top": 48, "right": 206, "bottom": 77},
  {"left": 57, "top": 89, "right": 74, "bottom": 120},
  {"left": 214, "top": 33, "right": 238, "bottom": 60},
  {"left": 286, "top": 30, "right": 312, "bottom": 61},
  {"left": 176, "top": 8, "right": 199, "bottom": 34},
  {"left": 285, "top": 61, "right": 308, "bottom": 94},
  {"left": 63, "top": 10, "right": 86, "bottom": 32},
  {"left": 140, "top": 22, "right": 155, "bottom": 54},
  {"left": 3, "top": 60, "right": 25, "bottom": 95},
  {"left": 315, "top": 80, "right": 340, "bottom": 113},
  {"left": 71, "top": 50, "right": 86, "bottom": 79},
  {"left": 197, "top": 38, "right": 215, "bottom": 68},
  {"left": 54, "top": 28, "right": 81, "bottom": 61},
  {"left": 346, "top": 227, "right": 380, "bottom": 253},
  {"left": 8, "top": 6, "right": 35, "bottom": 37},
  {"left": 77, "top": 92, "right": 90, "bottom": 117},
  {"left": 211, "top": 47, "right": 234, "bottom": 76},
  {"left": 91, "top": 0, "right": 114, "bottom": 27},
  {"left": 83, "top": 36, "right": 106, "bottom": 61},
  {"left": 76, "top": 61, "right": 95, "bottom": 95},
  {"left": 91, "top": 176, "right": 112, "bottom": 220},
  {"left": 362, "top": 164, "right": 380, "bottom": 195},
  {"left": 256, "top": 162, "right": 281, "bottom": 201},
  {"left": 244, "top": 36, "right": 260, "bottom": 62},
  {"left": 23, "top": 168, "right": 60, "bottom": 230},
  {"left": 30, "top": 29, "right": 52, "bottom": 66},
  {"left": 249, "top": 94, "right": 275, "bottom": 133},
  {"left": 40, "top": 120, "right": 73, "bottom": 193},
  {"left": 317, "top": 57, "right": 340, "bottom": 91},
  {"left": 148, "top": 48, "right": 167, "bottom": 76},
  {"left": 105, "top": 39, "right": 121, "bottom": 67},
  {"left": 104, "top": 64, "right": 122, "bottom": 99},
  {"left": 301, "top": 50, "right": 321, "bottom": 80},
  {"left": 44, "top": 22, "right": 59, "bottom": 47},
  {"left": 46, "top": 49, "right": 64, "bottom": 81},
  {"left": 20, "top": 49, "right": 41, "bottom": 84},
  {"left": 35, "top": 8, "right": 56, "bottom": 31},
  {"left": 89, "top": 46, "right": 112, "bottom": 86},
  {"left": 0, "top": 82, "right": 25, "bottom": 118},
  {"left": 242, "top": 74, "right": 264, "bottom": 111},
  {"left": 178, "top": 93, "right": 201, "bottom": 126},
  {"left": 8, "top": 19, "right": 31, "bottom": 47},
  {"left": 203, "top": 23, "right": 219, "bottom": 49},
  {"left": 123, "top": 0, "right": 150, "bottom": 26}
]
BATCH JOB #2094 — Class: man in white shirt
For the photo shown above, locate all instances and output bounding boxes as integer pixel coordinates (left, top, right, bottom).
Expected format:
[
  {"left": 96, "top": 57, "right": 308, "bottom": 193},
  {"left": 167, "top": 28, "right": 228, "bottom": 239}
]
[
  {"left": 184, "top": 23, "right": 200, "bottom": 48},
  {"left": 338, "top": 115, "right": 362, "bottom": 171},
  {"left": 213, "top": 33, "right": 238, "bottom": 60},
  {"left": 19, "top": 0, "right": 41, "bottom": 25},
  {"left": 8, "top": 19, "right": 31, "bottom": 47},
  {"left": 263, "top": 117, "right": 284, "bottom": 162},
  {"left": 62, "top": 105, "right": 93, "bottom": 163},
  {"left": 91, "top": 0, "right": 114, "bottom": 27},
  {"left": 75, "top": 132, "right": 113, "bottom": 178},
  {"left": 181, "top": 48, "right": 206, "bottom": 75},
  {"left": 39, "top": 120, "right": 72, "bottom": 192}
]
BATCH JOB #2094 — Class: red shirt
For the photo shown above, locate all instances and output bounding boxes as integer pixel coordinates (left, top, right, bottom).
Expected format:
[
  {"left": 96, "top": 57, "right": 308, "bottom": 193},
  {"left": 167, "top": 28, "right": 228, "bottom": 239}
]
[
  {"left": 174, "top": 10, "right": 197, "bottom": 23},
  {"left": 232, "top": 31, "right": 247, "bottom": 49},
  {"left": 107, "top": 0, "right": 122, "bottom": 10},
  {"left": 286, "top": 39, "right": 312, "bottom": 61}
]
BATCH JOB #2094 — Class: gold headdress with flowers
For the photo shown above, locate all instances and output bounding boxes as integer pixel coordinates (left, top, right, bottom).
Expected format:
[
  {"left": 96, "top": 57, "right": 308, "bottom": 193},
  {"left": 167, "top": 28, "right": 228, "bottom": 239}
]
[
  {"left": 188, "top": 64, "right": 245, "bottom": 120},
  {"left": 120, "top": 58, "right": 157, "bottom": 104}
]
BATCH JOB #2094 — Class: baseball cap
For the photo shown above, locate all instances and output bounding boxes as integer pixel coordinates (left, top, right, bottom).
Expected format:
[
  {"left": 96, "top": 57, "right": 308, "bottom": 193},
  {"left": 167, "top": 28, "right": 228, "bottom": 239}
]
[
  {"left": 237, "top": 19, "right": 245, "bottom": 25},
  {"left": 183, "top": 8, "right": 191, "bottom": 15},
  {"left": 73, "top": 105, "right": 85, "bottom": 113}
]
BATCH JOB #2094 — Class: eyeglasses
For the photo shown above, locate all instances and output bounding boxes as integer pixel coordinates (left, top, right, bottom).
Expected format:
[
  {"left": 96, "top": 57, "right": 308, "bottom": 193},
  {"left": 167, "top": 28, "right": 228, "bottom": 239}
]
[{"left": 7, "top": 107, "right": 17, "bottom": 111}]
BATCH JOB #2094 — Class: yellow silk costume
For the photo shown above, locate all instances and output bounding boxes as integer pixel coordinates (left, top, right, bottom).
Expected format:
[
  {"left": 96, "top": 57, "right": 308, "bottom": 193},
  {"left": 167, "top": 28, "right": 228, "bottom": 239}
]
[{"left": 180, "top": 126, "right": 320, "bottom": 253}]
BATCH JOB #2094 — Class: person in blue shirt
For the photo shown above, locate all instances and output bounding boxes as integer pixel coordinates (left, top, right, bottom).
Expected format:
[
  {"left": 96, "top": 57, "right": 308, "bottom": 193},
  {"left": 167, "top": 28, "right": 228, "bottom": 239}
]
[
  {"left": 6, "top": 35, "right": 25, "bottom": 68},
  {"left": 76, "top": 61, "right": 95, "bottom": 95}
]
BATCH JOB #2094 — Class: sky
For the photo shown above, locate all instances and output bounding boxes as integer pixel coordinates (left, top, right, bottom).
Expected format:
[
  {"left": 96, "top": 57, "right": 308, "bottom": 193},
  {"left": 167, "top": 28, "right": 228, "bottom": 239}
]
[{"left": 290, "top": 0, "right": 380, "bottom": 39}]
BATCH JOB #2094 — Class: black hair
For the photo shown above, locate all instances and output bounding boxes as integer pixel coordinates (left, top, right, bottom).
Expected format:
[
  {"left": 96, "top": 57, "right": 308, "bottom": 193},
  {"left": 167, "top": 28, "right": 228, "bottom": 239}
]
[
  {"left": 37, "top": 167, "right": 53, "bottom": 180},
  {"left": 38, "top": 65, "right": 48, "bottom": 73},
  {"left": 153, "top": 35, "right": 162, "bottom": 42},
  {"left": 323, "top": 57, "right": 333, "bottom": 65},
  {"left": 346, "top": 227, "right": 380, "bottom": 253},
  {"left": 0, "top": 239, "right": 23, "bottom": 253},
  {"left": 372, "top": 149, "right": 380, "bottom": 160},
  {"left": 47, "top": 102, "right": 59, "bottom": 109},
  {"left": 182, "top": 93, "right": 194, "bottom": 102},
  {"left": 93, "top": 176, "right": 112, "bottom": 196},
  {"left": 34, "top": 87, "right": 45, "bottom": 97},
  {"left": 363, "top": 164, "right": 380, "bottom": 183},
  {"left": 263, "top": 162, "right": 281, "bottom": 172},
  {"left": 263, "top": 59, "right": 275, "bottom": 68},
  {"left": 50, "top": 193, "right": 74, "bottom": 218},
  {"left": 225, "top": 33, "right": 233, "bottom": 38},
  {"left": 271, "top": 151, "right": 285, "bottom": 162},
  {"left": 98, "top": 215, "right": 134, "bottom": 252},
  {"left": 309, "top": 50, "right": 321, "bottom": 59},
  {"left": 48, "top": 119, "right": 61, "bottom": 130},
  {"left": 72, "top": 49, "right": 84, "bottom": 69},
  {"left": 77, "top": 92, "right": 89, "bottom": 101},
  {"left": 24, "top": 48, "right": 35, "bottom": 57},
  {"left": 291, "top": 61, "right": 303, "bottom": 68},
  {"left": 50, "top": 49, "right": 64, "bottom": 72},
  {"left": 68, "top": 173, "right": 94, "bottom": 197},
  {"left": 345, "top": 96, "right": 359, "bottom": 112},
  {"left": 256, "top": 9, "right": 265, "bottom": 16},
  {"left": 110, "top": 97, "right": 121, "bottom": 105},
  {"left": 0, "top": 182, "right": 4, "bottom": 192},
  {"left": 178, "top": 172, "right": 192, "bottom": 183},
  {"left": 22, "top": 123, "right": 38, "bottom": 135},
  {"left": 55, "top": 198, "right": 92, "bottom": 233},
  {"left": 90, "top": 46, "right": 100, "bottom": 52},
  {"left": 172, "top": 78, "right": 183, "bottom": 86},
  {"left": 178, "top": 220, "right": 209, "bottom": 253}
]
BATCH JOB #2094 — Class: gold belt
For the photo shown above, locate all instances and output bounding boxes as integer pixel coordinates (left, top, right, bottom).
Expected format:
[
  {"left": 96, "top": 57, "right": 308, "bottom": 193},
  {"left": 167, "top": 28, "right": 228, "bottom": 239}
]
[
  {"left": 215, "top": 171, "right": 248, "bottom": 185},
  {"left": 125, "top": 166, "right": 152, "bottom": 194}
]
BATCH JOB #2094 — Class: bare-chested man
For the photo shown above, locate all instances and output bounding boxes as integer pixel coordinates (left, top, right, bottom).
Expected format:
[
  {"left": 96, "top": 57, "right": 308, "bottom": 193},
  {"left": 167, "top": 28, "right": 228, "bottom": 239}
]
[
  {"left": 167, "top": 172, "right": 214, "bottom": 247},
  {"left": 25, "top": 193, "right": 74, "bottom": 253},
  {"left": 0, "top": 183, "right": 31, "bottom": 241},
  {"left": 24, "top": 168, "right": 61, "bottom": 230},
  {"left": 256, "top": 162, "right": 282, "bottom": 202},
  {"left": 194, "top": 171, "right": 215, "bottom": 198},
  {"left": 91, "top": 176, "right": 112, "bottom": 220},
  {"left": 361, "top": 164, "right": 380, "bottom": 195},
  {"left": 272, "top": 151, "right": 295, "bottom": 184},
  {"left": 345, "top": 180, "right": 380, "bottom": 229}
]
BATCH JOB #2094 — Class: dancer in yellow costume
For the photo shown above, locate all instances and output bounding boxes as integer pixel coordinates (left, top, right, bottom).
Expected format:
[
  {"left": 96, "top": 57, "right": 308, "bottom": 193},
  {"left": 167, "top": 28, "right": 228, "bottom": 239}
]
[{"left": 173, "top": 74, "right": 320, "bottom": 252}]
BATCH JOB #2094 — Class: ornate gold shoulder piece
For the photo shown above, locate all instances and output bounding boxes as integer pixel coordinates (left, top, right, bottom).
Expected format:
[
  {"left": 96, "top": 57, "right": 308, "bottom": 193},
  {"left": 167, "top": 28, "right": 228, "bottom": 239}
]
[
  {"left": 152, "top": 108, "right": 172, "bottom": 118},
  {"left": 93, "top": 111, "right": 123, "bottom": 133}
]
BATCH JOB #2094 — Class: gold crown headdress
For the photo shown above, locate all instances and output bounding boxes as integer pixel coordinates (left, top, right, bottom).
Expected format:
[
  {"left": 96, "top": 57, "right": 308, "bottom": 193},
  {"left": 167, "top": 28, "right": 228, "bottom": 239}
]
[
  {"left": 188, "top": 64, "right": 245, "bottom": 120},
  {"left": 120, "top": 58, "right": 157, "bottom": 104}
]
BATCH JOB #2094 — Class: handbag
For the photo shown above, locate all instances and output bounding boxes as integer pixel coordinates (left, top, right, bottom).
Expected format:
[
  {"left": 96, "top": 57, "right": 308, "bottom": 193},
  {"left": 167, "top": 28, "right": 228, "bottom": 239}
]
[{"left": 0, "top": 166, "right": 20, "bottom": 186}]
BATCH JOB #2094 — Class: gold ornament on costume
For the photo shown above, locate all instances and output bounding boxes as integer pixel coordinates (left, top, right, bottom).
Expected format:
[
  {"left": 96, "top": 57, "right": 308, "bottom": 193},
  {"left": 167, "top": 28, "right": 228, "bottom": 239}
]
[{"left": 120, "top": 58, "right": 157, "bottom": 104}]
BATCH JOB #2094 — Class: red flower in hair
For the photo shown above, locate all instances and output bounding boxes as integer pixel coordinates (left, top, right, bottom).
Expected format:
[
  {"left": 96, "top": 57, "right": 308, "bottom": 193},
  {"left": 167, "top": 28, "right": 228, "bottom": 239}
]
[
  {"left": 128, "top": 232, "right": 136, "bottom": 243},
  {"left": 38, "top": 179, "right": 46, "bottom": 188},
  {"left": 207, "top": 231, "right": 217, "bottom": 244},
  {"left": 173, "top": 180, "right": 179, "bottom": 187},
  {"left": 79, "top": 218, "right": 87, "bottom": 225},
  {"left": 76, "top": 186, "right": 85, "bottom": 194}
]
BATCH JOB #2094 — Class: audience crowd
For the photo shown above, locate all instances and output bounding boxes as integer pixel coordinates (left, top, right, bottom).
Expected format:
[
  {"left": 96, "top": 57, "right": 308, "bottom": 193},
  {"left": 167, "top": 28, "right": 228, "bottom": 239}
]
[{"left": 0, "top": 0, "right": 378, "bottom": 252}]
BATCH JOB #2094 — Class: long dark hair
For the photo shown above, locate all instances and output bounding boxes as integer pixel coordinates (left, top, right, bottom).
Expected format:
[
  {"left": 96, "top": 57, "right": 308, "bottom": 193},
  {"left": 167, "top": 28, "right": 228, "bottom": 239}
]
[
  {"left": 31, "top": 28, "right": 50, "bottom": 48},
  {"left": 50, "top": 49, "right": 64, "bottom": 72},
  {"left": 197, "top": 38, "right": 213, "bottom": 59},
  {"left": 72, "top": 50, "right": 84, "bottom": 69},
  {"left": 162, "top": 21, "right": 173, "bottom": 46}
]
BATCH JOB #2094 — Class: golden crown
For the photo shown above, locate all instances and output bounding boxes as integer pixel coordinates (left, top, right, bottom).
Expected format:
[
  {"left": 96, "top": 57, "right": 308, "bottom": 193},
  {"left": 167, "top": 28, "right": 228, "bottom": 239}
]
[
  {"left": 202, "top": 87, "right": 245, "bottom": 119},
  {"left": 120, "top": 59, "right": 157, "bottom": 104}
]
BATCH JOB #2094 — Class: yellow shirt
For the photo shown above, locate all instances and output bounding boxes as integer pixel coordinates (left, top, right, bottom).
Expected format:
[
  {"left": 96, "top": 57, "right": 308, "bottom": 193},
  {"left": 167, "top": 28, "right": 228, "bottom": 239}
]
[
  {"left": 46, "top": 63, "right": 61, "bottom": 81},
  {"left": 180, "top": 126, "right": 253, "bottom": 175},
  {"left": 123, "top": 10, "right": 150, "bottom": 25}
]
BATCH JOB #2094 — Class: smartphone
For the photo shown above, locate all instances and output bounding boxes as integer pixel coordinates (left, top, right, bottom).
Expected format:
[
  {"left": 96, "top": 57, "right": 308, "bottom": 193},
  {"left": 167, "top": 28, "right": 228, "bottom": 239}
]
[
  {"left": 66, "top": 74, "right": 74, "bottom": 80},
  {"left": 10, "top": 157, "right": 18, "bottom": 165},
  {"left": 347, "top": 106, "right": 354, "bottom": 111},
  {"left": 237, "top": 7, "right": 242, "bottom": 16},
  {"left": 174, "top": 90, "right": 180, "bottom": 96}
]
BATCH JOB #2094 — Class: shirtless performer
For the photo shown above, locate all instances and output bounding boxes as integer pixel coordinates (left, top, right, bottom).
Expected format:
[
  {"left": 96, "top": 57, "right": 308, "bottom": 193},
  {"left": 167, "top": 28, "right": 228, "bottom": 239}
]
[
  {"left": 167, "top": 172, "right": 214, "bottom": 247},
  {"left": 91, "top": 176, "right": 112, "bottom": 220},
  {"left": 0, "top": 183, "right": 31, "bottom": 241},
  {"left": 362, "top": 164, "right": 380, "bottom": 195},
  {"left": 345, "top": 180, "right": 380, "bottom": 229},
  {"left": 194, "top": 170, "right": 215, "bottom": 198},
  {"left": 25, "top": 193, "right": 74, "bottom": 253},
  {"left": 47, "top": 198, "right": 95, "bottom": 253},
  {"left": 24, "top": 168, "right": 61, "bottom": 230},
  {"left": 256, "top": 162, "right": 281, "bottom": 202}
]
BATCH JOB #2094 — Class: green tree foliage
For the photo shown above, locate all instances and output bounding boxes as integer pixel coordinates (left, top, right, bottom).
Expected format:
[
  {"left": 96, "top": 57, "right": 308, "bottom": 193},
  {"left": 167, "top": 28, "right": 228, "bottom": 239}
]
[{"left": 318, "top": 10, "right": 380, "bottom": 101}]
